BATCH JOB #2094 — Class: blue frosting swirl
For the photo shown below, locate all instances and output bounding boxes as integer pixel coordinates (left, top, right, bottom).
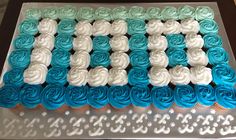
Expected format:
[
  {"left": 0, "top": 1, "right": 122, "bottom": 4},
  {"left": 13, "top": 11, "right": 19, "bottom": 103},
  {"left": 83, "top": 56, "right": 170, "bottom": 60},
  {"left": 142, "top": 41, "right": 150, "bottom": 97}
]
[
  {"left": 13, "top": 34, "right": 35, "bottom": 50},
  {"left": 19, "top": 19, "right": 38, "bottom": 35},
  {"left": 200, "top": 19, "right": 218, "bottom": 34},
  {"left": 3, "top": 68, "right": 24, "bottom": 87},
  {"left": 129, "top": 50, "right": 150, "bottom": 68},
  {"left": 87, "top": 86, "right": 108, "bottom": 109},
  {"left": 93, "top": 36, "right": 111, "bottom": 51},
  {"left": 108, "top": 86, "right": 131, "bottom": 109},
  {"left": 195, "top": 85, "right": 215, "bottom": 106},
  {"left": 51, "top": 49, "right": 70, "bottom": 67},
  {"left": 151, "top": 86, "right": 174, "bottom": 110},
  {"left": 207, "top": 47, "right": 229, "bottom": 65},
  {"left": 203, "top": 34, "right": 222, "bottom": 48},
  {"left": 215, "top": 85, "right": 236, "bottom": 109},
  {"left": 130, "top": 86, "right": 151, "bottom": 107},
  {"left": 167, "top": 48, "right": 187, "bottom": 67},
  {"left": 20, "top": 84, "right": 42, "bottom": 108},
  {"left": 65, "top": 86, "right": 88, "bottom": 108},
  {"left": 174, "top": 85, "right": 197, "bottom": 108},
  {"left": 41, "top": 85, "right": 65, "bottom": 110},
  {"left": 90, "top": 51, "right": 110, "bottom": 68},
  {"left": 129, "top": 34, "right": 148, "bottom": 50},
  {"left": 0, "top": 85, "right": 19, "bottom": 108},
  {"left": 128, "top": 67, "right": 149, "bottom": 87},
  {"left": 167, "top": 34, "right": 186, "bottom": 49},
  {"left": 58, "top": 19, "right": 76, "bottom": 35},
  {"left": 212, "top": 64, "right": 236, "bottom": 86},
  {"left": 8, "top": 49, "right": 30, "bottom": 69},
  {"left": 46, "top": 67, "right": 68, "bottom": 85},
  {"left": 127, "top": 19, "right": 146, "bottom": 35},
  {"left": 55, "top": 34, "right": 73, "bottom": 51}
]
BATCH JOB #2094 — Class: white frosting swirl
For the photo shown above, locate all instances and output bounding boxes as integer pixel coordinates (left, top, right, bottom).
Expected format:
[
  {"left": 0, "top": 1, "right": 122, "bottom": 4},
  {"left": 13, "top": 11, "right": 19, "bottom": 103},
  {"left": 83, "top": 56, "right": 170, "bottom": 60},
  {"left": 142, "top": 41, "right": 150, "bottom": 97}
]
[
  {"left": 149, "top": 67, "right": 171, "bottom": 86},
  {"left": 147, "top": 20, "right": 164, "bottom": 35},
  {"left": 169, "top": 65, "right": 191, "bottom": 85},
  {"left": 190, "top": 66, "right": 212, "bottom": 85},
  {"left": 35, "top": 33, "right": 55, "bottom": 51},
  {"left": 73, "top": 35, "right": 92, "bottom": 52},
  {"left": 187, "top": 48, "right": 209, "bottom": 66},
  {"left": 163, "top": 20, "right": 181, "bottom": 35},
  {"left": 108, "top": 68, "right": 128, "bottom": 86},
  {"left": 110, "top": 20, "right": 127, "bottom": 35},
  {"left": 149, "top": 50, "right": 169, "bottom": 67},
  {"left": 23, "top": 63, "right": 48, "bottom": 84},
  {"left": 67, "top": 67, "right": 88, "bottom": 86},
  {"left": 185, "top": 33, "right": 204, "bottom": 48},
  {"left": 70, "top": 51, "right": 90, "bottom": 69},
  {"left": 31, "top": 47, "right": 52, "bottom": 66},
  {"left": 75, "top": 21, "right": 92, "bottom": 36},
  {"left": 92, "top": 20, "right": 111, "bottom": 36},
  {"left": 181, "top": 18, "right": 200, "bottom": 34},
  {"left": 110, "top": 52, "right": 129, "bottom": 69},
  {"left": 38, "top": 18, "right": 57, "bottom": 35},
  {"left": 88, "top": 66, "right": 109, "bottom": 87},
  {"left": 148, "top": 35, "right": 168, "bottom": 51},
  {"left": 110, "top": 35, "right": 129, "bottom": 52}
]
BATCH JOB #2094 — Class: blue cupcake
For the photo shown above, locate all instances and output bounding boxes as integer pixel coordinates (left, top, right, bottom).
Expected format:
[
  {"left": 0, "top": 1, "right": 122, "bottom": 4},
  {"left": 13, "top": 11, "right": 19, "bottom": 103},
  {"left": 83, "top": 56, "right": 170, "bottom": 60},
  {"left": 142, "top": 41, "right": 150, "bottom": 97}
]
[
  {"left": 167, "top": 34, "right": 186, "bottom": 49},
  {"left": 212, "top": 64, "right": 236, "bottom": 86},
  {"left": 8, "top": 49, "right": 30, "bottom": 68},
  {"left": 167, "top": 48, "right": 187, "bottom": 67},
  {"left": 129, "top": 34, "right": 147, "bottom": 50},
  {"left": 128, "top": 67, "right": 149, "bottom": 87},
  {"left": 90, "top": 51, "right": 110, "bottom": 68},
  {"left": 108, "top": 86, "right": 131, "bottom": 109},
  {"left": 151, "top": 86, "right": 173, "bottom": 110},
  {"left": 55, "top": 34, "right": 73, "bottom": 51},
  {"left": 93, "top": 36, "right": 111, "bottom": 51},
  {"left": 215, "top": 85, "right": 236, "bottom": 109},
  {"left": 58, "top": 19, "right": 76, "bottom": 35},
  {"left": 19, "top": 19, "right": 38, "bottom": 35},
  {"left": 0, "top": 85, "right": 19, "bottom": 108},
  {"left": 13, "top": 34, "right": 35, "bottom": 50},
  {"left": 207, "top": 47, "right": 229, "bottom": 65},
  {"left": 199, "top": 19, "right": 218, "bottom": 34},
  {"left": 65, "top": 86, "right": 88, "bottom": 108},
  {"left": 129, "top": 50, "right": 150, "bottom": 68},
  {"left": 46, "top": 67, "right": 68, "bottom": 85},
  {"left": 87, "top": 86, "right": 108, "bottom": 109},
  {"left": 130, "top": 86, "right": 151, "bottom": 108},
  {"left": 20, "top": 84, "right": 42, "bottom": 109},
  {"left": 3, "top": 68, "right": 24, "bottom": 87},
  {"left": 174, "top": 85, "right": 197, "bottom": 108},
  {"left": 195, "top": 85, "right": 215, "bottom": 106},
  {"left": 51, "top": 49, "right": 70, "bottom": 67},
  {"left": 127, "top": 19, "right": 146, "bottom": 35},
  {"left": 41, "top": 85, "right": 65, "bottom": 110},
  {"left": 203, "top": 34, "right": 222, "bottom": 48}
]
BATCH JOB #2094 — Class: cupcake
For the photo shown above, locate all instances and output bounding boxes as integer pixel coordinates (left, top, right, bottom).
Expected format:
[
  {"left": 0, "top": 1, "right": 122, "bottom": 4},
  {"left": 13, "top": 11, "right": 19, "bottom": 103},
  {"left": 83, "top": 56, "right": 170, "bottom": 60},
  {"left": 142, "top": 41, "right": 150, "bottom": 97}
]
[
  {"left": 111, "top": 6, "right": 128, "bottom": 20},
  {"left": 31, "top": 47, "right": 52, "bottom": 67},
  {"left": 3, "top": 68, "right": 24, "bottom": 87},
  {"left": 55, "top": 34, "right": 73, "bottom": 51},
  {"left": 88, "top": 66, "right": 108, "bottom": 87},
  {"left": 149, "top": 50, "right": 168, "bottom": 68},
  {"left": 160, "top": 6, "right": 178, "bottom": 21},
  {"left": 58, "top": 6, "right": 77, "bottom": 19},
  {"left": 128, "top": 67, "right": 149, "bottom": 87},
  {"left": 92, "top": 20, "right": 111, "bottom": 36},
  {"left": 169, "top": 65, "right": 191, "bottom": 85},
  {"left": 75, "top": 21, "right": 93, "bottom": 36},
  {"left": 203, "top": 33, "right": 223, "bottom": 48},
  {"left": 35, "top": 33, "right": 55, "bottom": 51},
  {"left": 215, "top": 85, "right": 236, "bottom": 109},
  {"left": 8, "top": 49, "right": 30, "bottom": 69},
  {"left": 46, "top": 66, "right": 68, "bottom": 85},
  {"left": 166, "top": 48, "right": 188, "bottom": 67},
  {"left": 178, "top": 5, "right": 195, "bottom": 20},
  {"left": 207, "top": 47, "right": 229, "bottom": 65},
  {"left": 194, "top": 85, "right": 215, "bottom": 107},
  {"left": 187, "top": 48, "right": 209, "bottom": 66},
  {"left": 94, "top": 7, "right": 111, "bottom": 21},
  {"left": 58, "top": 19, "right": 76, "bottom": 35},
  {"left": 148, "top": 35, "right": 167, "bottom": 51},
  {"left": 110, "top": 35, "right": 129, "bottom": 52},
  {"left": 145, "top": 7, "right": 161, "bottom": 20},
  {"left": 127, "top": 19, "right": 146, "bottom": 35},
  {"left": 93, "top": 36, "right": 111, "bottom": 51},
  {"left": 149, "top": 67, "right": 171, "bottom": 87},
  {"left": 51, "top": 49, "right": 70, "bottom": 68},
  {"left": 70, "top": 51, "right": 90, "bottom": 69},
  {"left": 42, "top": 7, "right": 58, "bottom": 19},
  {"left": 163, "top": 20, "right": 181, "bottom": 34},
  {"left": 19, "top": 19, "right": 38, "bottom": 35},
  {"left": 110, "top": 52, "right": 129, "bottom": 69},
  {"left": 90, "top": 51, "right": 110, "bottom": 68},
  {"left": 195, "top": 6, "right": 214, "bottom": 21},
  {"left": 108, "top": 68, "right": 128, "bottom": 86},
  {"left": 38, "top": 18, "right": 57, "bottom": 35},
  {"left": 128, "top": 6, "right": 146, "bottom": 20},
  {"left": 199, "top": 19, "right": 218, "bottom": 34},
  {"left": 129, "top": 34, "right": 148, "bottom": 50},
  {"left": 67, "top": 66, "right": 88, "bottom": 86},
  {"left": 185, "top": 33, "right": 204, "bottom": 49},
  {"left": 190, "top": 66, "right": 212, "bottom": 85},
  {"left": 73, "top": 35, "right": 92, "bottom": 52},
  {"left": 146, "top": 20, "right": 164, "bottom": 35},
  {"left": 76, "top": 7, "right": 94, "bottom": 22},
  {"left": 129, "top": 50, "right": 150, "bottom": 68},
  {"left": 181, "top": 18, "right": 200, "bottom": 34},
  {"left": 0, "top": 85, "right": 19, "bottom": 108},
  {"left": 166, "top": 34, "right": 186, "bottom": 49},
  {"left": 13, "top": 34, "right": 35, "bottom": 50},
  {"left": 25, "top": 8, "right": 42, "bottom": 20},
  {"left": 110, "top": 20, "right": 127, "bottom": 35}
]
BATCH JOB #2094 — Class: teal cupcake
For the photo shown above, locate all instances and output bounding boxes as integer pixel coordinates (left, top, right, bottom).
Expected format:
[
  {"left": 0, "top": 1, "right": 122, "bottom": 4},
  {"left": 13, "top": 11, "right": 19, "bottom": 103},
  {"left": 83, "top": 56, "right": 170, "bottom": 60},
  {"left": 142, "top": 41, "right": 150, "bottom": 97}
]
[
  {"left": 55, "top": 34, "right": 73, "bottom": 51},
  {"left": 203, "top": 34, "right": 222, "bottom": 48},
  {"left": 46, "top": 67, "right": 68, "bottom": 85},
  {"left": 128, "top": 6, "right": 146, "bottom": 20},
  {"left": 166, "top": 34, "right": 186, "bottom": 49},
  {"left": 93, "top": 36, "right": 111, "bottom": 51},
  {"left": 58, "top": 19, "right": 76, "bottom": 35},
  {"left": 13, "top": 34, "right": 35, "bottom": 50},
  {"left": 129, "top": 34, "right": 147, "bottom": 50},
  {"left": 145, "top": 7, "right": 161, "bottom": 20},
  {"left": 25, "top": 8, "right": 42, "bottom": 20},
  {"left": 90, "top": 51, "right": 110, "bottom": 68},
  {"left": 112, "top": 6, "right": 128, "bottom": 20},
  {"left": 42, "top": 7, "right": 58, "bottom": 19},
  {"left": 127, "top": 19, "right": 146, "bottom": 35},
  {"left": 0, "top": 85, "right": 19, "bottom": 108},
  {"left": 19, "top": 19, "right": 38, "bottom": 35},
  {"left": 195, "top": 6, "right": 214, "bottom": 21},
  {"left": 3, "top": 68, "right": 24, "bottom": 87},
  {"left": 178, "top": 5, "right": 195, "bottom": 20},
  {"left": 95, "top": 7, "right": 111, "bottom": 21},
  {"left": 199, "top": 19, "right": 218, "bottom": 34},
  {"left": 167, "top": 48, "right": 187, "bottom": 67},
  {"left": 161, "top": 6, "right": 178, "bottom": 21},
  {"left": 51, "top": 49, "right": 70, "bottom": 68},
  {"left": 207, "top": 47, "right": 229, "bottom": 65},
  {"left": 76, "top": 7, "right": 94, "bottom": 22},
  {"left": 8, "top": 49, "right": 30, "bottom": 68},
  {"left": 129, "top": 50, "right": 150, "bottom": 68},
  {"left": 59, "top": 6, "right": 77, "bottom": 19}
]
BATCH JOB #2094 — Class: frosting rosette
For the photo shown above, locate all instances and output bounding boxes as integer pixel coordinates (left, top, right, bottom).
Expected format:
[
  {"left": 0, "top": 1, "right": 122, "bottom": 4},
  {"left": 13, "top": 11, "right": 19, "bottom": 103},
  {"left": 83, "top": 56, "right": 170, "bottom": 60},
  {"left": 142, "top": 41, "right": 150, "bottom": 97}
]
[
  {"left": 110, "top": 35, "right": 129, "bottom": 52},
  {"left": 148, "top": 35, "right": 167, "bottom": 51},
  {"left": 88, "top": 66, "right": 109, "bottom": 87},
  {"left": 130, "top": 86, "right": 151, "bottom": 107},
  {"left": 35, "top": 33, "right": 55, "bottom": 51},
  {"left": 87, "top": 86, "right": 108, "bottom": 109},
  {"left": 90, "top": 51, "right": 110, "bottom": 68},
  {"left": 151, "top": 86, "right": 173, "bottom": 110},
  {"left": 41, "top": 85, "right": 65, "bottom": 110},
  {"left": 215, "top": 85, "right": 236, "bottom": 109},
  {"left": 20, "top": 84, "right": 42, "bottom": 108},
  {"left": 55, "top": 34, "right": 73, "bottom": 51},
  {"left": 73, "top": 35, "right": 92, "bottom": 52},
  {"left": 207, "top": 47, "right": 229, "bottom": 65},
  {"left": 146, "top": 7, "right": 161, "bottom": 20},
  {"left": 8, "top": 49, "right": 30, "bottom": 68},
  {"left": 108, "top": 68, "right": 128, "bottom": 86},
  {"left": 14, "top": 34, "right": 35, "bottom": 50},
  {"left": 92, "top": 20, "right": 111, "bottom": 36},
  {"left": 129, "top": 34, "right": 148, "bottom": 50},
  {"left": 195, "top": 6, "right": 214, "bottom": 21},
  {"left": 70, "top": 51, "right": 90, "bottom": 69},
  {"left": 163, "top": 20, "right": 181, "bottom": 34},
  {"left": 110, "top": 52, "right": 130, "bottom": 69},
  {"left": 58, "top": 19, "right": 76, "bottom": 35},
  {"left": 167, "top": 34, "right": 186, "bottom": 49},
  {"left": 110, "top": 20, "right": 127, "bottom": 35},
  {"left": 76, "top": 7, "right": 94, "bottom": 22},
  {"left": 128, "top": 67, "right": 149, "bottom": 87},
  {"left": 94, "top": 7, "right": 111, "bottom": 21},
  {"left": 112, "top": 6, "right": 128, "bottom": 20},
  {"left": 31, "top": 47, "right": 52, "bottom": 66},
  {"left": 42, "top": 8, "right": 58, "bottom": 19},
  {"left": 129, "top": 50, "right": 150, "bottom": 68},
  {"left": 190, "top": 66, "right": 212, "bottom": 85},
  {"left": 108, "top": 86, "right": 130, "bottom": 109},
  {"left": 146, "top": 20, "right": 164, "bottom": 35},
  {"left": 38, "top": 18, "right": 57, "bottom": 35},
  {"left": 51, "top": 49, "right": 70, "bottom": 67},
  {"left": 25, "top": 8, "right": 42, "bottom": 20},
  {"left": 178, "top": 5, "right": 195, "bottom": 20},
  {"left": 149, "top": 50, "right": 169, "bottom": 67},
  {"left": 194, "top": 85, "right": 215, "bottom": 106},
  {"left": 203, "top": 33, "right": 222, "bottom": 48},
  {"left": 149, "top": 67, "right": 171, "bottom": 86},
  {"left": 3, "top": 68, "right": 24, "bottom": 87},
  {"left": 19, "top": 19, "right": 38, "bottom": 35},
  {"left": 127, "top": 19, "right": 146, "bottom": 35},
  {"left": 181, "top": 18, "right": 200, "bottom": 34},
  {"left": 75, "top": 21, "right": 92, "bottom": 36},
  {"left": 212, "top": 64, "right": 236, "bottom": 86},
  {"left": 187, "top": 48, "right": 209, "bottom": 66},
  {"left": 199, "top": 19, "right": 218, "bottom": 34},
  {"left": 0, "top": 85, "right": 19, "bottom": 108},
  {"left": 174, "top": 85, "right": 197, "bottom": 108},
  {"left": 185, "top": 33, "right": 204, "bottom": 49},
  {"left": 128, "top": 6, "right": 146, "bottom": 20},
  {"left": 65, "top": 86, "right": 88, "bottom": 108},
  {"left": 59, "top": 6, "right": 77, "bottom": 19},
  {"left": 93, "top": 36, "right": 111, "bottom": 51},
  {"left": 161, "top": 6, "right": 178, "bottom": 21},
  {"left": 169, "top": 65, "right": 191, "bottom": 85},
  {"left": 46, "top": 67, "right": 68, "bottom": 85},
  {"left": 67, "top": 67, "right": 88, "bottom": 86},
  {"left": 167, "top": 48, "right": 187, "bottom": 67}
]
